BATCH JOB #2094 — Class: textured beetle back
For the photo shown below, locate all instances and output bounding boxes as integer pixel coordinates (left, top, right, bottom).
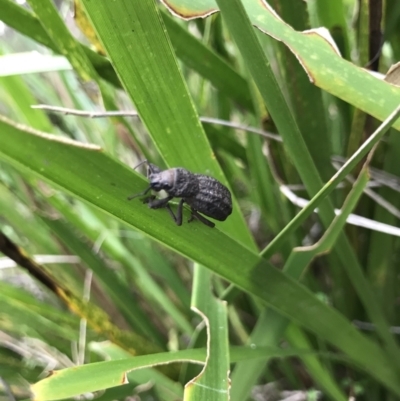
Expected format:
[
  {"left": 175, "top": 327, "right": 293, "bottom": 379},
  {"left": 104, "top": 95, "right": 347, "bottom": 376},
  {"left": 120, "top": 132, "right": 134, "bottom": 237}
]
[{"left": 185, "top": 174, "right": 232, "bottom": 221}]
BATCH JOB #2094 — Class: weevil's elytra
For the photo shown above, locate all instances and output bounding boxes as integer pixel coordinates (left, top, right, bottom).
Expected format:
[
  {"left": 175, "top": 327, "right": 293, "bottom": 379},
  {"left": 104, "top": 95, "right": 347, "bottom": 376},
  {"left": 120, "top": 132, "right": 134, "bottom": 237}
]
[
  {"left": 127, "top": 161, "right": 232, "bottom": 228},
  {"left": 186, "top": 174, "right": 232, "bottom": 221}
]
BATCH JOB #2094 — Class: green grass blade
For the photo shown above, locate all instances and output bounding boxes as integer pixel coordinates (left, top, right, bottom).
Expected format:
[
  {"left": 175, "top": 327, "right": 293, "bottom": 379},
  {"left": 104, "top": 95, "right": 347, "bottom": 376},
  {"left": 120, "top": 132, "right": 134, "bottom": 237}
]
[
  {"left": 42, "top": 217, "right": 166, "bottom": 344},
  {"left": 26, "top": 0, "right": 94, "bottom": 82},
  {"left": 262, "top": 105, "right": 400, "bottom": 256},
  {"left": 285, "top": 324, "right": 347, "bottom": 401},
  {"left": 231, "top": 145, "right": 369, "bottom": 400},
  {"left": 79, "top": 0, "right": 254, "bottom": 248},
  {"left": 184, "top": 266, "right": 229, "bottom": 400},
  {"left": 31, "top": 350, "right": 205, "bottom": 401},
  {"left": 161, "top": 11, "right": 253, "bottom": 111}
]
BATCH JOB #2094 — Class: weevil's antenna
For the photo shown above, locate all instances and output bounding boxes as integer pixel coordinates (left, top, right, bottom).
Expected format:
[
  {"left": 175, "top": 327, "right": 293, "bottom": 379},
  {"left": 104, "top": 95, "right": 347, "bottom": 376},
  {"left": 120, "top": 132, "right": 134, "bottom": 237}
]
[
  {"left": 128, "top": 160, "right": 153, "bottom": 200},
  {"left": 133, "top": 160, "right": 158, "bottom": 174},
  {"left": 133, "top": 160, "right": 149, "bottom": 170},
  {"left": 127, "top": 186, "right": 152, "bottom": 201}
]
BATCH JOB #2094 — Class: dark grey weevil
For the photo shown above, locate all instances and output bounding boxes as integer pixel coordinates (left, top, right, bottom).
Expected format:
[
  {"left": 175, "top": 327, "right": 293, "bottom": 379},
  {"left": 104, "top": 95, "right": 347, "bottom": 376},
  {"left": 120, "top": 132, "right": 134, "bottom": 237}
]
[{"left": 127, "top": 161, "right": 232, "bottom": 228}]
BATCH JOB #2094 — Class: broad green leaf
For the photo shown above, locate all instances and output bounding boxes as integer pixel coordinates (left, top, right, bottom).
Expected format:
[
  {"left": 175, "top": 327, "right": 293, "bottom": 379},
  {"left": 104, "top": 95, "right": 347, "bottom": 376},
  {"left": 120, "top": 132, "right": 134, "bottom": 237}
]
[
  {"left": 0, "top": 116, "right": 255, "bottom": 269},
  {"left": 78, "top": 0, "right": 254, "bottom": 247}
]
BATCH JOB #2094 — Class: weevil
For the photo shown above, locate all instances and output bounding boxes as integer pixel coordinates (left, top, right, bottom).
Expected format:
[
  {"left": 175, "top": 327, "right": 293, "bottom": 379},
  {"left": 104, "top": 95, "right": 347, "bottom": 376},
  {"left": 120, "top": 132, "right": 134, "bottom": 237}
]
[{"left": 127, "top": 161, "right": 232, "bottom": 228}]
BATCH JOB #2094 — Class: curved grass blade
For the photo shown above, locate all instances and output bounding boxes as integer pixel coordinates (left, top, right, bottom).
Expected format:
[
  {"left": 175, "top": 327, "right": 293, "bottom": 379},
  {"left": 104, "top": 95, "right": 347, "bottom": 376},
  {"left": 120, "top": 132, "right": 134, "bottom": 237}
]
[
  {"left": 1, "top": 117, "right": 400, "bottom": 394},
  {"left": 79, "top": 0, "right": 254, "bottom": 247}
]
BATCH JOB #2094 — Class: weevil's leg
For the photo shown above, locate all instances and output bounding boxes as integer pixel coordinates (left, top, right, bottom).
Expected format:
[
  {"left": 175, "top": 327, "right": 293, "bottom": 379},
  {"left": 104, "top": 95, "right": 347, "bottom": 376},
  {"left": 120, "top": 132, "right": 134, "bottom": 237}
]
[
  {"left": 147, "top": 195, "right": 173, "bottom": 209},
  {"left": 149, "top": 196, "right": 181, "bottom": 225},
  {"left": 165, "top": 204, "right": 179, "bottom": 225},
  {"left": 127, "top": 186, "right": 152, "bottom": 201},
  {"left": 189, "top": 209, "right": 215, "bottom": 228},
  {"left": 142, "top": 195, "right": 155, "bottom": 204},
  {"left": 174, "top": 199, "right": 184, "bottom": 226}
]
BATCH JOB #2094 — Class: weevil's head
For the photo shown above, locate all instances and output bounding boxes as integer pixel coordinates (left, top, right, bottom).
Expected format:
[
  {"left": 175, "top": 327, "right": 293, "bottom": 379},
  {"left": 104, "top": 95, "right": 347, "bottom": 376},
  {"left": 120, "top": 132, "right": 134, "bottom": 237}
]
[
  {"left": 128, "top": 161, "right": 176, "bottom": 201},
  {"left": 148, "top": 166, "right": 176, "bottom": 193}
]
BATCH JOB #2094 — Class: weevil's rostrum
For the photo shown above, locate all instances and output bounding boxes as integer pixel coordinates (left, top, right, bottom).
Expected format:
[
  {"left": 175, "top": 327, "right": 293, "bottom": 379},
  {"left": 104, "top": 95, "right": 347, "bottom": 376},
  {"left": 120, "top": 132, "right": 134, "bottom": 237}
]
[{"left": 128, "top": 161, "right": 232, "bottom": 228}]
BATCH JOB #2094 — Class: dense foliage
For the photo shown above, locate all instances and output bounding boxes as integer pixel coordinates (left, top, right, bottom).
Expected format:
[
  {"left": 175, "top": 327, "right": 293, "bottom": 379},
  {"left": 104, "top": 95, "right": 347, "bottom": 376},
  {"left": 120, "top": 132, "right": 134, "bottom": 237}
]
[{"left": 1, "top": 0, "right": 400, "bottom": 400}]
